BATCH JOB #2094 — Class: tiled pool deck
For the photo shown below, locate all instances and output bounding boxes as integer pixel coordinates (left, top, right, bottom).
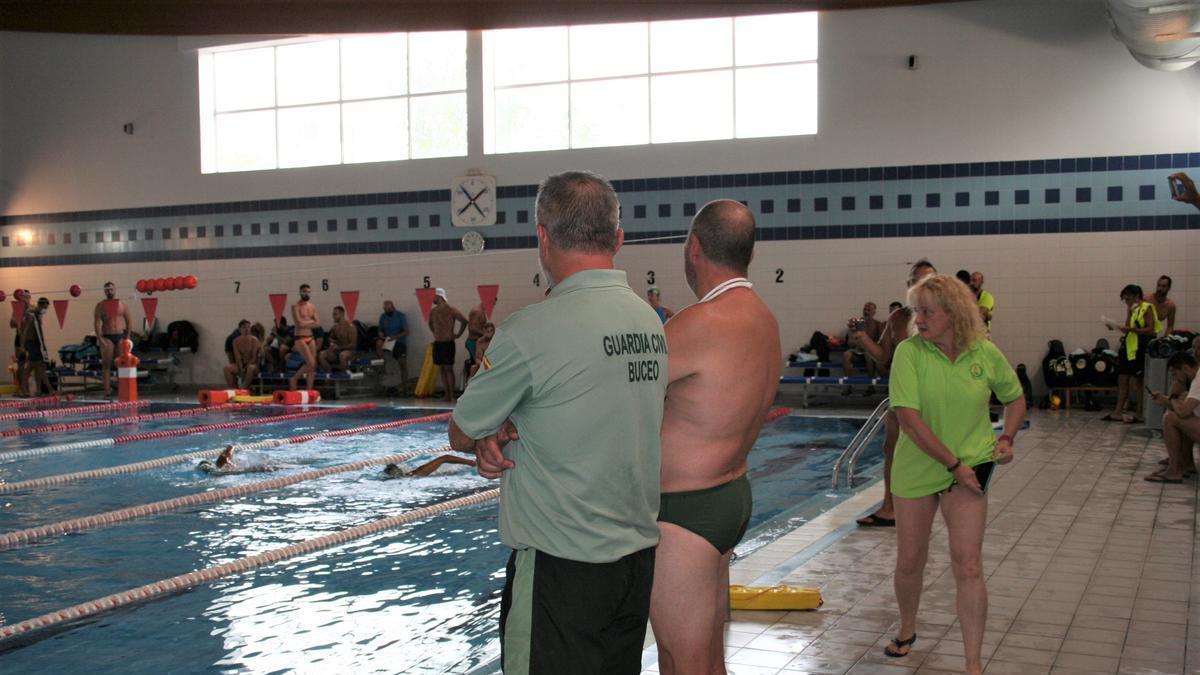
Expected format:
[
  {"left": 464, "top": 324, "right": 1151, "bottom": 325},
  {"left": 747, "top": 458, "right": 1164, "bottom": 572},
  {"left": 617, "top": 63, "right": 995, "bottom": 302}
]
[{"left": 642, "top": 409, "right": 1198, "bottom": 675}]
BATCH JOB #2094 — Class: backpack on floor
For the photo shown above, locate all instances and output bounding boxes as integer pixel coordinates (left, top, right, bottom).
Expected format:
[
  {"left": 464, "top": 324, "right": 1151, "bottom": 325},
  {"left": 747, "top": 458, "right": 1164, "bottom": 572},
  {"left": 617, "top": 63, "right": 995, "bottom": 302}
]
[
  {"left": 1042, "top": 339, "right": 1076, "bottom": 388},
  {"left": 166, "top": 320, "right": 199, "bottom": 352}
]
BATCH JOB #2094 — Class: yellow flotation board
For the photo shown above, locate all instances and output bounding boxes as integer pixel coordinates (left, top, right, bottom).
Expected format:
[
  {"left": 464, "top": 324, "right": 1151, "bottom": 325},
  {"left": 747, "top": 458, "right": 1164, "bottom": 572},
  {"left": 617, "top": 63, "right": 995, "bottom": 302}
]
[
  {"left": 729, "top": 584, "right": 822, "bottom": 610},
  {"left": 0, "top": 384, "right": 17, "bottom": 396},
  {"left": 232, "top": 394, "right": 275, "bottom": 404},
  {"left": 414, "top": 344, "right": 438, "bottom": 398}
]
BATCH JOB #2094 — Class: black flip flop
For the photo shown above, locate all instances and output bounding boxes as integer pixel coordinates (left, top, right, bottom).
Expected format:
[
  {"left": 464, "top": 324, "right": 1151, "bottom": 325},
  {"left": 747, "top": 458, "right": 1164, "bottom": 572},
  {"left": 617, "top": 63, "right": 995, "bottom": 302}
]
[
  {"left": 1144, "top": 474, "right": 1183, "bottom": 484},
  {"left": 884, "top": 634, "right": 917, "bottom": 657},
  {"left": 1100, "top": 414, "right": 1123, "bottom": 422},
  {"left": 856, "top": 514, "right": 896, "bottom": 527}
]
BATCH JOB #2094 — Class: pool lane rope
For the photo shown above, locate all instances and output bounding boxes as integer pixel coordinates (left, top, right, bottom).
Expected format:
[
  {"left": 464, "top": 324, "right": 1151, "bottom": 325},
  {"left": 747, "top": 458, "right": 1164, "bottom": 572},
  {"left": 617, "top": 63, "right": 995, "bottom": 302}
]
[
  {"left": 0, "top": 444, "right": 460, "bottom": 550},
  {"left": 0, "top": 411, "right": 453, "bottom": 493},
  {"left": 0, "top": 401, "right": 248, "bottom": 438},
  {"left": 0, "top": 403, "right": 375, "bottom": 463},
  {"left": 0, "top": 399, "right": 147, "bottom": 422},
  {"left": 0, "top": 487, "right": 500, "bottom": 642},
  {"left": 0, "top": 394, "right": 64, "bottom": 410},
  {"left": 0, "top": 407, "right": 789, "bottom": 641}
]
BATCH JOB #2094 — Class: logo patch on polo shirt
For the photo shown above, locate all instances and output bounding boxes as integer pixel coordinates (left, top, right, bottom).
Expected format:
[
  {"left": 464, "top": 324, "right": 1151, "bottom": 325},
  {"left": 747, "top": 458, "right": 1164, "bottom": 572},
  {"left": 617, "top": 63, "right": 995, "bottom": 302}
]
[
  {"left": 969, "top": 363, "right": 984, "bottom": 379},
  {"left": 481, "top": 355, "right": 493, "bottom": 371}
]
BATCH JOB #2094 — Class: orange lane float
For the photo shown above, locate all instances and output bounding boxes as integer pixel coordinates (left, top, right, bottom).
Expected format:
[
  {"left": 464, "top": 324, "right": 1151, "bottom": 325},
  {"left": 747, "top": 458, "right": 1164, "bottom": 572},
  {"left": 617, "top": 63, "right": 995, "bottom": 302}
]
[
  {"left": 273, "top": 389, "right": 321, "bottom": 405},
  {"left": 198, "top": 389, "right": 250, "bottom": 405}
]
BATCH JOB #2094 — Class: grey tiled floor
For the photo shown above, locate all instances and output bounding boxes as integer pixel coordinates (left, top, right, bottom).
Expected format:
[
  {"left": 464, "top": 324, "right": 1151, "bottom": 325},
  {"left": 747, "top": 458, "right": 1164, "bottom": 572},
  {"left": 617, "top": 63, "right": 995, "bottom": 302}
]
[{"left": 642, "top": 409, "right": 1198, "bottom": 675}]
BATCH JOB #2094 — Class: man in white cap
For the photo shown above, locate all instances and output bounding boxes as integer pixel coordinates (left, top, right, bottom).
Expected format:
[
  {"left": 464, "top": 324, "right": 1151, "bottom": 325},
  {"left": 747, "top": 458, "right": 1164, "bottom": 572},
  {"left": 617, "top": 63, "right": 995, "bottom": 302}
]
[{"left": 428, "top": 288, "right": 467, "bottom": 402}]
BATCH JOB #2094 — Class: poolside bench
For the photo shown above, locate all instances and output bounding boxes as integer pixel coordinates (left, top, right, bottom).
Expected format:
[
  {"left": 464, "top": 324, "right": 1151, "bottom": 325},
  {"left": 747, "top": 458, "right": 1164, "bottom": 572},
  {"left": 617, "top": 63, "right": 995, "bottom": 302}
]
[{"left": 778, "top": 375, "right": 889, "bottom": 408}]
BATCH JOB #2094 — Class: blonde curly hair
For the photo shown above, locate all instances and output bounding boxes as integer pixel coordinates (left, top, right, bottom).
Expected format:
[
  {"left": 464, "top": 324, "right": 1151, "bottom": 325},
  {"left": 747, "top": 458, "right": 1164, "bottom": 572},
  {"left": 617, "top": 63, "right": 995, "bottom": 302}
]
[{"left": 906, "top": 274, "right": 987, "bottom": 352}]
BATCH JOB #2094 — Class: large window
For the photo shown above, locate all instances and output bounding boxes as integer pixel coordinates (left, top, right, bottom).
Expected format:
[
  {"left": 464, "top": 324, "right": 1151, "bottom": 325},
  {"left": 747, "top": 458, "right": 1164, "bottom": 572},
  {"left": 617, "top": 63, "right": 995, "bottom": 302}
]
[
  {"left": 482, "top": 12, "right": 818, "bottom": 154},
  {"left": 199, "top": 33, "right": 468, "bottom": 173}
]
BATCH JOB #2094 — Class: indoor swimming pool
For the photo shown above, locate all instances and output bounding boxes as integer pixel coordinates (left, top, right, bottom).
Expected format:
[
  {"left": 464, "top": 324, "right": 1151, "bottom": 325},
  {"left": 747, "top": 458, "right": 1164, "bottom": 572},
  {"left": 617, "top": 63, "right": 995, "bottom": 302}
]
[{"left": 0, "top": 402, "right": 884, "bottom": 674}]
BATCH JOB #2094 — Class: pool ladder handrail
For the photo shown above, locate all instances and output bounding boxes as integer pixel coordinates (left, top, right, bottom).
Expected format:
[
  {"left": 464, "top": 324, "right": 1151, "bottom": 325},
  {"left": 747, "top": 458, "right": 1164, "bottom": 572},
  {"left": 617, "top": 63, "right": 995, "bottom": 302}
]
[{"left": 831, "top": 397, "right": 889, "bottom": 489}]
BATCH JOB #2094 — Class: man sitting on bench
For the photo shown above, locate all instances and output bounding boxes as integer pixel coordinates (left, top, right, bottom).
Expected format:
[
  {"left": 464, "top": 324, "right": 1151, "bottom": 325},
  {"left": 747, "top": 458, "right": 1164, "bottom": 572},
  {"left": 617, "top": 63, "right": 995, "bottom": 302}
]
[{"left": 318, "top": 306, "right": 357, "bottom": 372}]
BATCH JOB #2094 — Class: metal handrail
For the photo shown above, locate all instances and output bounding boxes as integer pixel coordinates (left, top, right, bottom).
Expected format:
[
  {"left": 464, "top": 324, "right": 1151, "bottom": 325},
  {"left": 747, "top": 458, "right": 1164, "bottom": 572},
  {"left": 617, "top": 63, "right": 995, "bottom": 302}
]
[
  {"left": 831, "top": 397, "right": 890, "bottom": 489},
  {"left": 846, "top": 402, "right": 890, "bottom": 487}
]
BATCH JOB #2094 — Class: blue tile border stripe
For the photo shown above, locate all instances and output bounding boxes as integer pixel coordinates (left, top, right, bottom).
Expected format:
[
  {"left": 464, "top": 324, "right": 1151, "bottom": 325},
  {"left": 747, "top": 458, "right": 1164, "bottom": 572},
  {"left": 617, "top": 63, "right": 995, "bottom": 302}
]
[
  {"left": 4, "top": 152, "right": 1198, "bottom": 227},
  {"left": 2, "top": 214, "right": 1197, "bottom": 268},
  {"left": 3, "top": 151, "right": 1199, "bottom": 267}
]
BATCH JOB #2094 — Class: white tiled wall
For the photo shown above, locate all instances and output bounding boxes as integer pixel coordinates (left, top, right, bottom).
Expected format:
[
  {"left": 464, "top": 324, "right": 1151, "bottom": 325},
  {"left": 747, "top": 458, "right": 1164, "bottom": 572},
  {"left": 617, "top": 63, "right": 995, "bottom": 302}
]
[{"left": 3, "top": 228, "right": 1194, "bottom": 392}]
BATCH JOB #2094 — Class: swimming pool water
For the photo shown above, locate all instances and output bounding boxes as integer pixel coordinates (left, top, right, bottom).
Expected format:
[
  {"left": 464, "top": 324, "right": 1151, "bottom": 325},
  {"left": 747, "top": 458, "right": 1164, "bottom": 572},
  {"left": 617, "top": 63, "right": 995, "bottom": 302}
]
[{"left": 0, "top": 404, "right": 883, "bottom": 674}]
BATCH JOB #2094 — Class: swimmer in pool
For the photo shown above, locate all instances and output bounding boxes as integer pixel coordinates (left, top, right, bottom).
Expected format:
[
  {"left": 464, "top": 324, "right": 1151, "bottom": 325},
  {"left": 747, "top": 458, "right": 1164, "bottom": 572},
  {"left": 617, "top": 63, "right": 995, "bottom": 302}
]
[
  {"left": 382, "top": 454, "right": 477, "bottom": 478},
  {"left": 198, "top": 445, "right": 278, "bottom": 474}
]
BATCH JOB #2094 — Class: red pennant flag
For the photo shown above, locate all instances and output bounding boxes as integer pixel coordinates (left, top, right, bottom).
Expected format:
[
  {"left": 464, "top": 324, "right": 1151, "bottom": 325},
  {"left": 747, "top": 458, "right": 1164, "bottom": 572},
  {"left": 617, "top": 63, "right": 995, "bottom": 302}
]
[
  {"left": 102, "top": 298, "right": 120, "bottom": 322},
  {"left": 415, "top": 288, "right": 437, "bottom": 324},
  {"left": 11, "top": 301, "right": 26, "bottom": 329},
  {"left": 141, "top": 297, "right": 159, "bottom": 327},
  {"left": 477, "top": 285, "right": 499, "bottom": 320},
  {"left": 340, "top": 290, "right": 360, "bottom": 323},
  {"left": 53, "top": 300, "right": 70, "bottom": 329},
  {"left": 269, "top": 293, "right": 288, "bottom": 325}
]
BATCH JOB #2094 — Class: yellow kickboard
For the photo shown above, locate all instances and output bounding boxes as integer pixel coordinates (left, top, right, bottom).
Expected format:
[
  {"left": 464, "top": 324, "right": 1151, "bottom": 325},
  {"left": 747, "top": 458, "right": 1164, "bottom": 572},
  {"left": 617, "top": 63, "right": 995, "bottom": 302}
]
[
  {"left": 729, "top": 584, "right": 822, "bottom": 610},
  {"left": 414, "top": 344, "right": 438, "bottom": 398},
  {"left": 0, "top": 384, "right": 17, "bottom": 396},
  {"left": 231, "top": 395, "right": 275, "bottom": 403}
]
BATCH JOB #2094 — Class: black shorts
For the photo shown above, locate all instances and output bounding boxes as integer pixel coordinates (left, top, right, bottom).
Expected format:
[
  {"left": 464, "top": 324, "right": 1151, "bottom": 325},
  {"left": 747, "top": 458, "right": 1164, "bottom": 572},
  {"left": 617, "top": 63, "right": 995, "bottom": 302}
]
[
  {"left": 501, "top": 547, "right": 654, "bottom": 675},
  {"left": 23, "top": 341, "right": 44, "bottom": 363},
  {"left": 432, "top": 341, "right": 455, "bottom": 366},
  {"left": 1117, "top": 342, "right": 1147, "bottom": 376}
]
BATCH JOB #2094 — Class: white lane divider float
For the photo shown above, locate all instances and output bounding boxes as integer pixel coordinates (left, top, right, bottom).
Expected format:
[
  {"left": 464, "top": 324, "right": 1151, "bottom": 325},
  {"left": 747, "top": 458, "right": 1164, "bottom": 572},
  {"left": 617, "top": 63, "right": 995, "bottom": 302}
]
[
  {"left": 0, "top": 487, "right": 500, "bottom": 642},
  {"left": 0, "top": 411, "right": 453, "bottom": 494},
  {"left": 0, "top": 403, "right": 375, "bottom": 463},
  {"left": 0, "top": 445, "right": 465, "bottom": 550}
]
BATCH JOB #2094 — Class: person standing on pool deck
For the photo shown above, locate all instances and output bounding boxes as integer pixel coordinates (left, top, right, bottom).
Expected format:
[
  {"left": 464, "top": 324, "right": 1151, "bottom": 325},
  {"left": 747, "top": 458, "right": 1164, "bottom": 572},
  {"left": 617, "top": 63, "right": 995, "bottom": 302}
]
[
  {"left": 94, "top": 281, "right": 133, "bottom": 397},
  {"left": 429, "top": 289, "right": 468, "bottom": 402},
  {"left": 884, "top": 274, "right": 1025, "bottom": 674},
  {"left": 850, "top": 259, "right": 937, "bottom": 527},
  {"left": 649, "top": 199, "right": 780, "bottom": 674},
  {"left": 289, "top": 283, "right": 320, "bottom": 392},
  {"left": 449, "top": 170, "right": 667, "bottom": 675}
]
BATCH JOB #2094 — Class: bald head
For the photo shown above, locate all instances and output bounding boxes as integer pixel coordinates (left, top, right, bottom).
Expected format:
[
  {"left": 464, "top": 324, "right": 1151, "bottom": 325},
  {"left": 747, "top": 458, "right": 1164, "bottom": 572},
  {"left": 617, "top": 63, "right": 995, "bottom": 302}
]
[{"left": 690, "top": 199, "right": 756, "bottom": 275}]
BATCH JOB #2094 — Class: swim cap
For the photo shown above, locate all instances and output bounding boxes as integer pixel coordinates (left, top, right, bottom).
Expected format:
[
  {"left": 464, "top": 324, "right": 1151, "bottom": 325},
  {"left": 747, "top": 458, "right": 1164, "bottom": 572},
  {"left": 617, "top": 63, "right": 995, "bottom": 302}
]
[
  {"left": 435, "top": 288, "right": 447, "bottom": 300},
  {"left": 198, "top": 460, "right": 216, "bottom": 472},
  {"left": 383, "top": 463, "right": 407, "bottom": 478}
]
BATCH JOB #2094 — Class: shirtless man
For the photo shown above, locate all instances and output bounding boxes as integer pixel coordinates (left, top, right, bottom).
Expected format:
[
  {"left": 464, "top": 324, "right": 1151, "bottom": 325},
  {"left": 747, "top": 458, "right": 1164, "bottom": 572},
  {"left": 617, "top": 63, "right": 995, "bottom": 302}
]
[
  {"left": 223, "top": 320, "right": 264, "bottom": 388},
  {"left": 650, "top": 199, "right": 781, "bottom": 674},
  {"left": 843, "top": 301, "right": 885, "bottom": 379},
  {"left": 318, "top": 306, "right": 357, "bottom": 372},
  {"left": 94, "top": 281, "right": 133, "bottom": 397},
  {"left": 428, "top": 289, "right": 467, "bottom": 402},
  {"left": 851, "top": 259, "right": 937, "bottom": 527},
  {"left": 1148, "top": 275, "right": 1176, "bottom": 336},
  {"left": 289, "top": 283, "right": 320, "bottom": 391}
]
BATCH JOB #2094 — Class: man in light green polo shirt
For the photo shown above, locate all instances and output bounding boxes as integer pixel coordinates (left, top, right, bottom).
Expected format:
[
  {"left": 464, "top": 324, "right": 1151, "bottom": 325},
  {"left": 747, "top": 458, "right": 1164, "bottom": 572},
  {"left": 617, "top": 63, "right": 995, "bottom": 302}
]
[{"left": 449, "top": 170, "right": 667, "bottom": 675}]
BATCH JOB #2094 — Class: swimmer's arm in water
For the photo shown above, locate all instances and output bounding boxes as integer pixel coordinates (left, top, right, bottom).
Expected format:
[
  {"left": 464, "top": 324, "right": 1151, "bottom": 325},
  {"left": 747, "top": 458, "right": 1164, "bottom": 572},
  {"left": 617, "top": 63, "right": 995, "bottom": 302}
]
[{"left": 409, "top": 454, "right": 478, "bottom": 477}]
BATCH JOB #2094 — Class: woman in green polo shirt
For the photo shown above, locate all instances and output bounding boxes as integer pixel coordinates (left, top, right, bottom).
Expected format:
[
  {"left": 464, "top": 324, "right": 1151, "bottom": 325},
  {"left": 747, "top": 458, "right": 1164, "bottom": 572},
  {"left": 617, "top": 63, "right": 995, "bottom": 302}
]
[{"left": 884, "top": 274, "right": 1026, "bottom": 675}]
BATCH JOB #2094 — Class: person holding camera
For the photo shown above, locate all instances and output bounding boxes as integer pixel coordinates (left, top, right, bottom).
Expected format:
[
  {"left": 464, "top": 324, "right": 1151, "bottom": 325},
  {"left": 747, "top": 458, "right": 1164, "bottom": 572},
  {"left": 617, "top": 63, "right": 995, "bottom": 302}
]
[
  {"left": 1169, "top": 172, "right": 1200, "bottom": 210},
  {"left": 843, "top": 302, "right": 884, "bottom": 386},
  {"left": 884, "top": 274, "right": 1025, "bottom": 675}
]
